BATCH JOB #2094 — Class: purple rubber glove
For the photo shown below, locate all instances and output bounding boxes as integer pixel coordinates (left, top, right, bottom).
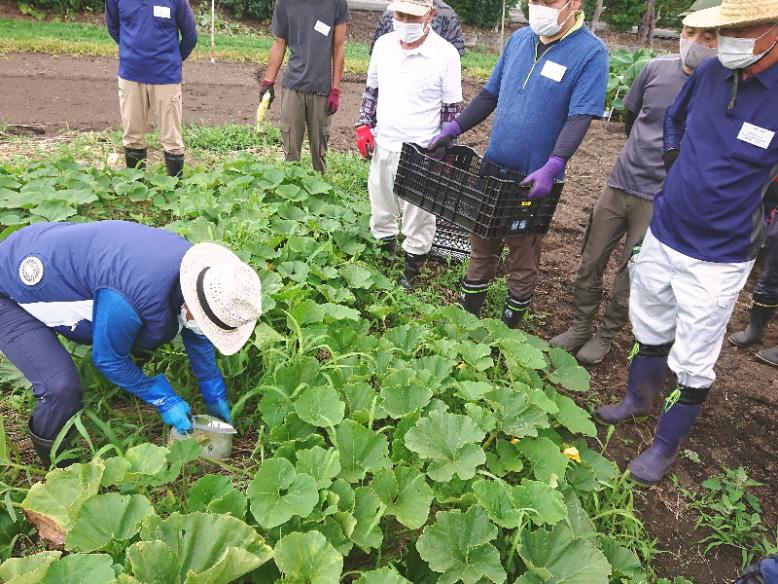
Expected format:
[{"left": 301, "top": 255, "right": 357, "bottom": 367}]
[
  {"left": 521, "top": 156, "right": 565, "bottom": 199},
  {"left": 428, "top": 120, "right": 463, "bottom": 151}
]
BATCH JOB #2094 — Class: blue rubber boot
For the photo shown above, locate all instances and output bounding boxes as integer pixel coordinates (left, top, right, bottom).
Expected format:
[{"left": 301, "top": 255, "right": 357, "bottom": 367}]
[
  {"left": 628, "top": 402, "right": 702, "bottom": 486},
  {"left": 596, "top": 355, "right": 668, "bottom": 424}
]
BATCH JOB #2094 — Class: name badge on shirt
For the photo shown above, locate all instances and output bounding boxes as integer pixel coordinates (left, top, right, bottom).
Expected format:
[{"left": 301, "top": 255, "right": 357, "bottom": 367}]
[
  {"left": 314, "top": 20, "right": 332, "bottom": 36},
  {"left": 153, "top": 5, "right": 171, "bottom": 18},
  {"left": 737, "top": 122, "right": 775, "bottom": 150},
  {"left": 540, "top": 60, "right": 567, "bottom": 83}
]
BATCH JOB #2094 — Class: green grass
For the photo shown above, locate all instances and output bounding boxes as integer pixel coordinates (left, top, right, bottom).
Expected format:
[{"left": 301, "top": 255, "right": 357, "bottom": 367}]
[{"left": 0, "top": 17, "right": 498, "bottom": 80}]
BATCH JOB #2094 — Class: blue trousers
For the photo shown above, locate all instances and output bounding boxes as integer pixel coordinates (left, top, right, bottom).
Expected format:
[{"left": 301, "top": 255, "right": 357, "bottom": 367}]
[
  {"left": 754, "top": 219, "right": 778, "bottom": 306},
  {"left": 0, "top": 296, "right": 82, "bottom": 439}
]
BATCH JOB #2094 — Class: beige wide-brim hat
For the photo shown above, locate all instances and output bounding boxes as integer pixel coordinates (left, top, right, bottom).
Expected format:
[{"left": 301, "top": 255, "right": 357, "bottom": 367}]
[
  {"left": 180, "top": 242, "right": 262, "bottom": 356},
  {"left": 387, "top": 0, "right": 433, "bottom": 17},
  {"left": 684, "top": 0, "right": 778, "bottom": 28}
]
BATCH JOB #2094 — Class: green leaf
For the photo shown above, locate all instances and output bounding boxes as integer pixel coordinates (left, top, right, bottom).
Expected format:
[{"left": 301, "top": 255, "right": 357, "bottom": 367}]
[
  {"left": 547, "top": 348, "right": 590, "bottom": 392},
  {"left": 473, "top": 478, "right": 523, "bottom": 529},
  {"left": 517, "top": 437, "right": 569, "bottom": 483},
  {"left": 350, "top": 487, "right": 385, "bottom": 551},
  {"left": 127, "top": 540, "right": 180, "bottom": 584},
  {"left": 335, "top": 420, "right": 391, "bottom": 482},
  {"left": 552, "top": 394, "right": 596, "bottom": 437},
  {"left": 416, "top": 507, "right": 506, "bottom": 584},
  {"left": 457, "top": 341, "right": 493, "bottom": 372},
  {"left": 512, "top": 480, "right": 568, "bottom": 526},
  {"left": 370, "top": 466, "right": 433, "bottom": 529},
  {"left": 30, "top": 200, "right": 77, "bottom": 222},
  {"left": 273, "top": 531, "right": 343, "bottom": 584},
  {"left": 247, "top": 458, "right": 319, "bottom": 529},
  {"left": 43, "top": 553, "right": 115, "bottom": 584},
  {"left": 384, "top": 323, "right": 427, "bottom": 354},
  {"left": 295, "top": 386, "right": 345, "bottom": 428},
  {"left": 405, "top": 411, "right": 485, "bottom": 482},
  {"left": 21, "top": 461, "right": 104, "bottom": 546},
  {"left": 485, "top": 439, "right": 524, "bottom": 477},
  {"left": 65, "top": 493, "right": 155, "bottom": 552},
  {"left": 455, "top": 381, "right": 494, "bottom": 401},
  {"left": 600, "top": 537, "right": 646, "bottom": 581},
  {"left": 519, "top": 524, "right": 611, "bottom": 584},
  {"left": 340, "top": 264, "right": 373, "bottom": 289},
  {"left": 0, "top": 551, "right": 61, "bottom": 584},
  {"left": 186, "top": 475, "right": 247, "bottom": 519},
  {"left": 354, "top": 567, "right": 412, "bottom": 584},
  {"left": 486, "top": 387, "right": 549, "bottom": 439},
  {"left": 380, "top": 379, "right": 433, "bottom": 419},
  {"left": 296, "top": 447, "right": 341, "bottom": 489},
  {"left": 136, "top": 512, "right": 272, "bottom": 583}
]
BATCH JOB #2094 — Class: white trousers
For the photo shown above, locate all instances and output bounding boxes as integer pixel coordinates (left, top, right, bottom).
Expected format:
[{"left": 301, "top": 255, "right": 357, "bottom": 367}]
[
  {"left": 368, "top": 146, "right": 436, "bottom": 256},
  {"left": 629, "top": 229, "right": 755, "bottom": 388}
]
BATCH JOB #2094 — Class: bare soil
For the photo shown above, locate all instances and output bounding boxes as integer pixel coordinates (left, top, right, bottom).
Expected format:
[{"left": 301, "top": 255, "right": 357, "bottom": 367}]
[{"left": 0, "top": 11, "right": 776, "bottom": 583}]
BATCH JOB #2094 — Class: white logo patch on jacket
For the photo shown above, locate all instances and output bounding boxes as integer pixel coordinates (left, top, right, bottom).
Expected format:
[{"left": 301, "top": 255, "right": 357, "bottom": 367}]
[{"left": 19, "top": 256, "right": 44, "bottom": 286}]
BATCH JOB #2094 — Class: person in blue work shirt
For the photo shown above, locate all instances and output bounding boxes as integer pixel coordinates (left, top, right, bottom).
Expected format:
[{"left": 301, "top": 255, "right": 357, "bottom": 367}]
[
  {"left": 429, "top": 0, "right": 608, "bottom": 328},
  {"left": 105, "top": 0, "right": 198, "bottom": 177},
  {"left": 0, "top": 221, "right": 262, "bottom": 467},
  {"left": 599, "top": 0, "right": 778, "bottom": 486}
]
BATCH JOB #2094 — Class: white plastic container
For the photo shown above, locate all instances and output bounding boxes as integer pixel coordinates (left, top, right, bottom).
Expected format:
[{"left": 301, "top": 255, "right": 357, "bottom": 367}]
[{"left": 169, "top": 414, "right": 237, "bottom": 460}]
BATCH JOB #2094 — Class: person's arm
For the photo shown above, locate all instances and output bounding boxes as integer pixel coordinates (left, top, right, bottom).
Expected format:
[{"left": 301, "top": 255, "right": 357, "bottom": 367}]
[
  {"left": 355, "top": 52, "right": 379, "bottom": 158},
  {"left": 370, "top": 11, "right": 393, "bottom": 55},
  {"left": 551, "top": 115, "right": 595, "bottom": 159},
  {"left": 264, "top": 37, "right": 287, "bottom": 84},
  {"left": 662, "top": 73, "right": 697, "bottom": 170},
  {"left": 105, "top": 0, "right": 120, "bottom": 44},
  {"left": 91, "top": 289, "right": 192, "bottom": 433},
  {"left": 622, "top": 60, "right": 651, "bottom": 136},
  {"left": 260, "top": 0, "right": 288, "bottom": 103},
  {"left": 624, "top": 108, "right": 637, "bottom": 138},
  {"left": 181, "top": 328, "right": 232, "bottom": 423},
  {"left": 177, "top": 0, "right": 198, "bottom": 62},
  {"left": 326, "top": 22, "right": 347, "bottom": 116},
  {"left": 356, "top": 87, "right": 378, "bottom": 129}
]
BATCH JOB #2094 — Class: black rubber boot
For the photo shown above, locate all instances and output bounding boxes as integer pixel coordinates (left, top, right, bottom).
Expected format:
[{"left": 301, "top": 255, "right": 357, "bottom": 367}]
[
  {"left": 399, "top": 252, "right": 428, "bottom": 289},
  {"left": 729, "top": 304, "right": 775, "bottom": 347},
  {"left": 459, "top": 279, "right": 489, "bottom": 317},
  {"left": 125, "top": 148, "right": 147, "bottom": 169},
  {"left": 164, "top": 151, "right": 185, "bottom": 178},
  {"left": 756, "top": 344, "right": 778, "bottom": 367},
  {"left": 379, "top": 236, "right": 398, "bottom": 266},
  {"left": 28, "top": 419, "right": 76, "bottom": 469},
  {"left": 501, "top": 295, "right": 531, "bottom": 329}
]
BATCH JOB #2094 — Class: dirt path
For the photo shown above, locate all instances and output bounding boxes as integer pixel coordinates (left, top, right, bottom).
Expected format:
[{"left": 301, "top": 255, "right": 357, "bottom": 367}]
[{"left": 2, "top": 50, "right": 777, "bottom": 582}]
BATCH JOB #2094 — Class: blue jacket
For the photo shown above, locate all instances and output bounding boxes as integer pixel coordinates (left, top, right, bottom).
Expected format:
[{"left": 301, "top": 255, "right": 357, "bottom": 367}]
[
  {"left": 105, "top": 0, "right": 198, "bottom": 85},
  {"left": 0, "top": 221, "right": 225, "bottom": 412},
  {"left": 483, "top": 21, "right": 608, "bottom": 177}
]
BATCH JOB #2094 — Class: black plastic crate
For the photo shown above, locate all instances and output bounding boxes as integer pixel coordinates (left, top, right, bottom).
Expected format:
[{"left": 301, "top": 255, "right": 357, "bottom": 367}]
[
  {"left": 394, "top": 143, "right": 564, "bottom": 239},
  {"left": 431, "top": 219, "right": 470, "bottom": 262}
]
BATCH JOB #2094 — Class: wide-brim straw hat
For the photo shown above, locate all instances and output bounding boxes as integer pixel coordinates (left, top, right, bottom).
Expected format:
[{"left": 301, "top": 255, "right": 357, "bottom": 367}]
[
  {"left": 387, "top": 0, "right": 433, "bottom": 17},
  {"left": 684, "top": 0, "right": 778, "bottom": 28},
  {"left": 180, "top": 242, "right": 262, "bottom": 356}
]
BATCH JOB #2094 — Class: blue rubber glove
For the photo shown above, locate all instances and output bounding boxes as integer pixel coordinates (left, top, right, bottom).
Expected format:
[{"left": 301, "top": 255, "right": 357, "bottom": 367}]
[
  {"left": 521, "top": 155, "right": 565, "bottom": 199},
  {"left": 207, "top": 399, "right": 233, "bottom": 424},
  {"left": 161, "top": 400, "right": 193, "bottom": 434}
]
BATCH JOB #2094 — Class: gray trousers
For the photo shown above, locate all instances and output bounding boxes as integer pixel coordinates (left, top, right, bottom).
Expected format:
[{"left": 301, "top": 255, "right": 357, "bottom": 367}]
[
  {"left": 575, "top": 185, "right": 654, "bottom": 334},
  {"left": 280, "top": 88, "right": 331, "bottom": 174}
]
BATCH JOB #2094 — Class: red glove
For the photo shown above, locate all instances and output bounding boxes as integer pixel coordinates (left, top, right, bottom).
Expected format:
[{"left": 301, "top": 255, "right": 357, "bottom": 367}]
[
  {"left": 327, "top": 88, "right": 340, "bottom": 116},
  {"left": 355, "top": 125, "right": 375, "bottom": 160}
]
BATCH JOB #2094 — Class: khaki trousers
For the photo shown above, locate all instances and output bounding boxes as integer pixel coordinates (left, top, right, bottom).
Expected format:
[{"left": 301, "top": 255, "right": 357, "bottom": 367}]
[
  {"left": 575, "top": 185, "right": 654, "bottom": 334},
  {"left": 369, "top": 146, "right": 437, "bottom": 255},
  {"left": 467, "top": 234, "right": 544, "bottom": 300},
  {"left": 118, "top": 77, "right": 184, "bottom": 155},
  {"left": 280, "top": 88, "right": 331, "bottom": 174}
]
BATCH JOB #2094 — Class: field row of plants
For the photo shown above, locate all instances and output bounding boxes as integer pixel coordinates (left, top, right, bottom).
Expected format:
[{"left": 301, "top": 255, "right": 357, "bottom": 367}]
[{"left": 0, "top": 152, "right": 675, "bottom": 582}]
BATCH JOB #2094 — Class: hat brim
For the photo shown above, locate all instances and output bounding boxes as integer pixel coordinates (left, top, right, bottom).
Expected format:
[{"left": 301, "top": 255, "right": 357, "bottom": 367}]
[
  {"left": 387, "top": 1, "right": 432, "bottom": 17},
  {"left": 683, "top": 5, "right": 778, "bottom": 28},
  {"left": 180, "top": 242, "right": 257, "bottom": 356}
]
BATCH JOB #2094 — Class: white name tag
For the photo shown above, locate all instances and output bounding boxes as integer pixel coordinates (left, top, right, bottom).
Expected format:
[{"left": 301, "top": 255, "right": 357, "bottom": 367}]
[
  {"left": 314, "top": 20, "right": 331, "bottom": 36},
  {"left": 737, "top": 122, "right": 774, "bottom": 150},
  {"left": 540, "top": 60, "right": 567, "bottom": 82},
  {"left": 153, "top": 5, "right": 171, "bottom": 18}
]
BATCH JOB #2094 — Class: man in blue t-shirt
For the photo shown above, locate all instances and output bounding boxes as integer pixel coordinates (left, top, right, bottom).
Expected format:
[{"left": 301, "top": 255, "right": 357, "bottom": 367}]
[
  {"left": 429, "top": 0, "right": 608, "bottom": 328},
  {"left": 0, "top": 221, "right": 262, "bottom": 467},
  {"left": 601, "top": 0, "right": 778, "bottom": 486},
  {"left": 105, "top": 0, "right": 197, "bottom": 177}
]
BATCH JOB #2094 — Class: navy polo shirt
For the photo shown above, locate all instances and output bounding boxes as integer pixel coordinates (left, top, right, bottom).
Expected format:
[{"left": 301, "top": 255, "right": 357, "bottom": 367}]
[
  {"left": 652, "top": 57, "right": 778, "bottom": 263},
  {"left": 482, "top": 20, "right": 608, "bottom": 177}
]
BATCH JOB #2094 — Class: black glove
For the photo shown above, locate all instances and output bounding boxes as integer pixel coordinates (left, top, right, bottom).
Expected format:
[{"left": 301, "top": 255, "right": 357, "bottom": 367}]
[
  {"left": 663, "top": 149, "right": 680, "bottom": 172},
  {"left": 764, "top": 179, "right": 778, "bottom": 213},
  {"left": 259, "top": 80, "right": 275, "bottom": 105}
]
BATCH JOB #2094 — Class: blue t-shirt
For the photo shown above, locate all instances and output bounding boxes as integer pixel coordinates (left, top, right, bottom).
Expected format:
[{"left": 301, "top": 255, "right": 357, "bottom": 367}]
[
  {"left": 105, "top": 0, "right": 198, "bottom": 85},
  {"left": 652, "top": 58, "right": 778, "bottom": 263},
  {"left": 483, "top": 23, "right": 608, "bottom": 177}
]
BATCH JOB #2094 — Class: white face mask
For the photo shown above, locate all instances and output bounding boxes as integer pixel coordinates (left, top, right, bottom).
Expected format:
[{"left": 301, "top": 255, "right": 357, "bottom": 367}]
[
  {"left": 393, "top": 18, "right": 429, "bottom": 44},
  {"left": 179, "top": 305, "right": 205, "bottom": 336},
  {"left": 528, "top": 0, "right": 572, "bottom": 37},
  {"left": 679, "top": 37, "right": 717, "bottom": 70},
  {"left": 718, "top": 25, "right": 777, "bottom": 70}
]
